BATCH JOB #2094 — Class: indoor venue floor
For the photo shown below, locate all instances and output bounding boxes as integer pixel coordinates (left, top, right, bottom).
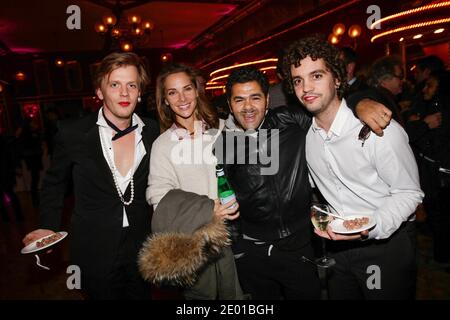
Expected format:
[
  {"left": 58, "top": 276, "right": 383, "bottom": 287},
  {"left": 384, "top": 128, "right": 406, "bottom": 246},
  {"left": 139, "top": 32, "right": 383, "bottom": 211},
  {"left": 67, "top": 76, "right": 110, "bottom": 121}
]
[{"left": 1, "top": 192, "right": 449, "bottom": 300}]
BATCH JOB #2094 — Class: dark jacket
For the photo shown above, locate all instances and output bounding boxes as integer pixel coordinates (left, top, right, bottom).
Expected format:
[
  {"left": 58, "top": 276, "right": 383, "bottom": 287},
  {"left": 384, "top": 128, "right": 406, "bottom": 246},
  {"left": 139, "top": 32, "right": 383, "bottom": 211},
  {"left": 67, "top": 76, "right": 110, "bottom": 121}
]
[
  {"left": 39, "top": 113, "right": 159, "bottom": 279},
  {"left": 0, "top": 134, "right": 19, "bottom": 190},
  {"left": 348, "top": 86, "right": 404, "bottom": 125},
  {"left": 345, "top": 77, "right": 369, "bottom": 98},
  {"left": 406, "top": 96, "right": 450, "bottom": 168},
  {"left": 214, "top": 105, "right": 312, "bottom": 245}
]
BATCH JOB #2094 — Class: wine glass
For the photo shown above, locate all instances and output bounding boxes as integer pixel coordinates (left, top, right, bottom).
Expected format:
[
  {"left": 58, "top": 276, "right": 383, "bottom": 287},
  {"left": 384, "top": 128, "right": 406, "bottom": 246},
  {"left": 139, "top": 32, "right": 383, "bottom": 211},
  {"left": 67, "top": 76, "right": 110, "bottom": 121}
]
[{"left": 311, "top": 204, "right": 336, "bottom": 268}]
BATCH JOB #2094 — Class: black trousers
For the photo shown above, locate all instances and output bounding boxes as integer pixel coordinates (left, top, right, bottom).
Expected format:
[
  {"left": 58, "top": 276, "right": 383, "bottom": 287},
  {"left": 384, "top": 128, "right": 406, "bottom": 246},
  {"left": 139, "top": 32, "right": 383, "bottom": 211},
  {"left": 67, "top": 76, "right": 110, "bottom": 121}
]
[
  {"left": 326, "top": 223, "right": 417, "bottom": 300},
  {"left": 82, "top": 228, "right": 151, "bottom": 300},
  {"left": 234, "top": 239, "right": 321, "bottom": 300},
  {"left": 419, "top": 158, "right": 450, "bottom": 263}
]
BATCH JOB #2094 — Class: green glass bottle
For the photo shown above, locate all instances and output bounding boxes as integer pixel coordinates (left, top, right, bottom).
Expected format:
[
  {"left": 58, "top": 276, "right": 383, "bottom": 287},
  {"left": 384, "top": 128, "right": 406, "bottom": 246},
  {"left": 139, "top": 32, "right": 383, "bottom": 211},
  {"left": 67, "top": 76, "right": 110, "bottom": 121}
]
[
  {"left": 216, "top": 164, "right": 240, "bottom": 242},
  {"left": 216, "top": 165, "right": 237, "bottom": 208}
]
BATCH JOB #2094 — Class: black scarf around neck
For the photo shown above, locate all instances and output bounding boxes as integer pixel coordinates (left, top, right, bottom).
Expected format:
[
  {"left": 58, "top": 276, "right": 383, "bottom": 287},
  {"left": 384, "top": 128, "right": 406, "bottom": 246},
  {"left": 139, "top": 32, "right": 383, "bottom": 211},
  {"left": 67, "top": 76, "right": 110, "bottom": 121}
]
[{"left": 102, "top": 109, "right": 138, "bottom": 141}]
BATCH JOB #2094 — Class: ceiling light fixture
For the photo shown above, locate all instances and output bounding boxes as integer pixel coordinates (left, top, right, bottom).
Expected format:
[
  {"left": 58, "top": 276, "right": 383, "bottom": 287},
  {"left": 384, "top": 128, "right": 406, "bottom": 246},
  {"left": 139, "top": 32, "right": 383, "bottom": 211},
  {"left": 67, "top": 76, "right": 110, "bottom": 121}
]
[{"left": 95, "top": 9, "right": 154, "bottom": 51}]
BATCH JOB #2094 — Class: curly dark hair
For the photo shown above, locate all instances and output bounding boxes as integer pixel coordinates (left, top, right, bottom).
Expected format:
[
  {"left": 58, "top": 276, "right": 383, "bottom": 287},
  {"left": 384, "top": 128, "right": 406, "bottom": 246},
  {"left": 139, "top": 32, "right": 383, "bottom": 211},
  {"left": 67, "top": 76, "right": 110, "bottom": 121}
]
[
  {"left": 282, "top": 36, "right": 347, "bottom": 99},
  {"left": 225, "top": 67, "right": 269, "bottom": 100}
]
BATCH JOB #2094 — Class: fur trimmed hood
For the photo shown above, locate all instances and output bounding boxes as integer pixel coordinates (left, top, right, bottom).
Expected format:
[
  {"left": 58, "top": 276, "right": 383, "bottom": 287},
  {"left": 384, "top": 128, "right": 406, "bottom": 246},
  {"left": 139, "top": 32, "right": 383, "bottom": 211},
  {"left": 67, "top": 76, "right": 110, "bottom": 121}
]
[{"left": 138, "top": 189, "right": 230, "bottom": 287}]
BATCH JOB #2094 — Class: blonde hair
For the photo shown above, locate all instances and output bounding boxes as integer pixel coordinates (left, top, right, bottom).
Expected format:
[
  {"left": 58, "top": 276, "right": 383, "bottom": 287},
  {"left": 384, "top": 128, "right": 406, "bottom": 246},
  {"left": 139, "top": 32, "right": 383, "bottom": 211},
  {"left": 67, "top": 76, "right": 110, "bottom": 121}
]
[{"left": 93, "top": 52, "right": 149, "bottom": 90}]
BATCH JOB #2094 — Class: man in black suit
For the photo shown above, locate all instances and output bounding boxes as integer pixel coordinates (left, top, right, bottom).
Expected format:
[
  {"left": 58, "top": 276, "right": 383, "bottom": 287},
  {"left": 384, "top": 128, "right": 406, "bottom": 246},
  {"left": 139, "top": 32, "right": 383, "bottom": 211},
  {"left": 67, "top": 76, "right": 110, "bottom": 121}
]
[{"left": 23, "top": 52, "right": 159, "bottom": 299}]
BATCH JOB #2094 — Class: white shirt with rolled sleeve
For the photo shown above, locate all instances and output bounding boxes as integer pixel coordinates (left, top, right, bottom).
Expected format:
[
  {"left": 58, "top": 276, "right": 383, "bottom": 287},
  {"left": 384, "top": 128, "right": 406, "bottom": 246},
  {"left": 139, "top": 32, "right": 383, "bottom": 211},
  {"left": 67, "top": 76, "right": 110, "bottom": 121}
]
[{"left": 306, "top": 99, "right": 424, "bottom": 240}]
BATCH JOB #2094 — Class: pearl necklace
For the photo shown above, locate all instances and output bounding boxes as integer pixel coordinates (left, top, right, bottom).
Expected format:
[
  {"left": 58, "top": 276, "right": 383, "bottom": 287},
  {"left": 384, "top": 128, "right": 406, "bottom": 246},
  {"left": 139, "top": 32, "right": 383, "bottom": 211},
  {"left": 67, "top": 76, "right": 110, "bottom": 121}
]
[{"left": 99, "top": 127, "right": 135, "bottom": 206}]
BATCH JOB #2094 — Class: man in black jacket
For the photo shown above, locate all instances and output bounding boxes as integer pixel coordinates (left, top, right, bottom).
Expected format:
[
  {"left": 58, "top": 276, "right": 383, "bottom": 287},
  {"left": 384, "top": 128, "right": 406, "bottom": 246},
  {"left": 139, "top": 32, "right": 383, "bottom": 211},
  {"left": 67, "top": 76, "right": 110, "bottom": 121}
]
[
  {"left": 214, "top": 67, "right": 391, "bottom": 299},
  {"left": 339, "top": 46, "right": 368, "bottom": 98},
  {"left": 23, "top": 52, "right": 159, "bottom": 299}
]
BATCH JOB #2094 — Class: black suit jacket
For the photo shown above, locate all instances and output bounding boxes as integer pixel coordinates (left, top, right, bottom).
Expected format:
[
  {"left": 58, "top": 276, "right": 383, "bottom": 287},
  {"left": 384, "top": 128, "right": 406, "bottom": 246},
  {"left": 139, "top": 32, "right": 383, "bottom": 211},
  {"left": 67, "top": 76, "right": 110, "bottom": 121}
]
[{"left": 39, "top": 113, "right": 159, "bottom": 278}]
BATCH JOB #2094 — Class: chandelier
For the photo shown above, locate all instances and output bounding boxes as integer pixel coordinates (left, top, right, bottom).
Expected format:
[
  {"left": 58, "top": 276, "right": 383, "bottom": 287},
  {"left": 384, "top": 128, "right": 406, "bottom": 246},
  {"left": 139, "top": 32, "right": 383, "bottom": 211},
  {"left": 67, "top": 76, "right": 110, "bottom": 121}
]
[{"left": 95, "top": 11, "right": 154, "bottom": 52}]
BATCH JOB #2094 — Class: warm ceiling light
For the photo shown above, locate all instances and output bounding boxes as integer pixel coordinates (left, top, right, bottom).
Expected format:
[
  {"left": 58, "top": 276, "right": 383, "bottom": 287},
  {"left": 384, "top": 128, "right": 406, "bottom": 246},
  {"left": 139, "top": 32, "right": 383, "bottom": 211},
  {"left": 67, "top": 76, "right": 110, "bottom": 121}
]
[
  {"left": 434, "top": 28, "right": 445, "bottom": 33},
  {"left": 208, "top": 66, "right": 277, "bottom": 86},
  {"left": 111, "top": 28, "right": 121, "bottom": 38},
  {"left": 15, "top": 72, "right": 26, "bottom": 81},
  {"left": 0, "top": 83, "right": 3, "bottom": 93},
  {"left": 199, "top": 0, "right": 359, "bottom": 70},
  {"left": 328, "top": 33, "right": 339, "bottom": 44},
  {"left": 399, "top": 37, "right": 404, "bottom": 42},
  {"left": 95, "top": 23, "right": 107, "bottom": 34},
  {"left": 413, "top": 34, "right": 423, "bottom": 39},
  {"left": 143, "top": 21, "right": 154, "bottom": 32},
  {"left": 161, "top": 53, "right": 173, "bottom": 62},
  {"left": 348, "top": 25, "right": 361, "bottom": 38},
  {"left": 259, "top": 66, "right": 277, "bottom": 72},
  {"left": 210, "top": 58, "right": 278, "bottom": 77},
  {"left": 333, "top": 23, "right": 345, "bottom": 36},
  {"left": 95, "top": 12, "right": 154, "bottom": 50},
  {"left": 370, "top": 1, "right": 450, "bottom": 29},
  {"left": 55, "top": 59, "right": 64, "bottom": 67},
  {"left": 121, "top": 43, "right": 132, "bottom": 51},
  {"left": 210, "top": 74, "right": 230, "bottom": 83},
  {"left": 410, "top": 65, "right": 416, "bottom": 71},
  {"left": 371, "top": 18, "right": 450, "bottom": 42},
  {"left": 103, "top": 15, "right": 117, "bottom": 26},
  {"left": 128, "top": 15, "right": 141, "bottom": 24},
  {"left": 205, "top": 86, "right": 225, "bottom": 91}
]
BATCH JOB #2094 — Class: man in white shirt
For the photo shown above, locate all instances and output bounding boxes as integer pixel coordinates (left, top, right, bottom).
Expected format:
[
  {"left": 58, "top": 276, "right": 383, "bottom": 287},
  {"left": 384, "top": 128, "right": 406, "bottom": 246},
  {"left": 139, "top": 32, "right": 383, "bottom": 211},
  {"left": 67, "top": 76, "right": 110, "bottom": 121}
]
[{"left": 283, "top": 36, "right": 424, "bottom": 299}]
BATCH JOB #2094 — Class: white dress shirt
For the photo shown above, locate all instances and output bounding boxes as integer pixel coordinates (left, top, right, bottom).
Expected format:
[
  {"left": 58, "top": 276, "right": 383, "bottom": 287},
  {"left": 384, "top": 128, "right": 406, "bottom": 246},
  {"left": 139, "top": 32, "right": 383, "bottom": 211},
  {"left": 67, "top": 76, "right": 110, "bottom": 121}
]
[
  {"left": 306, "top": 99, "right": 424, "bottom": 240},
  {"left": 97, "top": 108, "right": 147, "bottom": 227}
]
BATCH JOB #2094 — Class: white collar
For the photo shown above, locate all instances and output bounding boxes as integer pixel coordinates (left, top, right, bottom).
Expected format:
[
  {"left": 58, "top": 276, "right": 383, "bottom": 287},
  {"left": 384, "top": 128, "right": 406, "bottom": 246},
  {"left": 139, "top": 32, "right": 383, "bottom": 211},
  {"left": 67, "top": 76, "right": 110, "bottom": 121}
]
[
  {"left": 348, "top": 77, "right": 357, "bottom": 86},
  {"left": 311, "top": 99, "right": 351, "bottom": 137},
  {"left": 96, "top": 107, "right": 145, "bottom": 134}
]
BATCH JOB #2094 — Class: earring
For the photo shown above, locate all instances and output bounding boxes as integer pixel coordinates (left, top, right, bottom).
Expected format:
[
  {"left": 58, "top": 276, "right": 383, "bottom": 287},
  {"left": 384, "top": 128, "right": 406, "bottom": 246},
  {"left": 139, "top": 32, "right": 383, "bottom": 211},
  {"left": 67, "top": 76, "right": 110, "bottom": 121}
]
[{"left": 138, "top": 96, "right": 141, "bottom": 103}]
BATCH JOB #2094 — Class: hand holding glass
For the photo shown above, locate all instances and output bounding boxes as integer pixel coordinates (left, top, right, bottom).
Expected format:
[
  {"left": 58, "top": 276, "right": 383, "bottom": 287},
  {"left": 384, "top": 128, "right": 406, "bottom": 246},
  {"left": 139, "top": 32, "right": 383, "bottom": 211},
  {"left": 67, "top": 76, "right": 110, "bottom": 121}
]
[{"left": 311, "top": 204, "right": 336, "bottom": 267}]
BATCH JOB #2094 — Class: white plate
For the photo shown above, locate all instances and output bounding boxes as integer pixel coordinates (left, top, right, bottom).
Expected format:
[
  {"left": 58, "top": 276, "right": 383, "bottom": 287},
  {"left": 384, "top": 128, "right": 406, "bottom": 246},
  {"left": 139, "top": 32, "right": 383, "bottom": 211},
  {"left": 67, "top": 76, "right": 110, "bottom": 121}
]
[
  {"left": 329, "top": 215, "right": 376, "bottom": 234},
  {"left": 21, "top": 232, "right": 68, "bottom": 254}
]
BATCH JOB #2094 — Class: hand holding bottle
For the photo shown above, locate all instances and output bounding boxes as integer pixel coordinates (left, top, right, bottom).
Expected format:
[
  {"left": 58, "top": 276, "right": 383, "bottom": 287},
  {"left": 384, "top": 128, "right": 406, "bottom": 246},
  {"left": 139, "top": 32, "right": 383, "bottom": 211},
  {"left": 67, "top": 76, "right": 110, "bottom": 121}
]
[
  {"left": 213, "top": 199, "right": 240, "bottom": 221},
  {"left": 215, "top": 164, "right": 241, "bottom": 225}
]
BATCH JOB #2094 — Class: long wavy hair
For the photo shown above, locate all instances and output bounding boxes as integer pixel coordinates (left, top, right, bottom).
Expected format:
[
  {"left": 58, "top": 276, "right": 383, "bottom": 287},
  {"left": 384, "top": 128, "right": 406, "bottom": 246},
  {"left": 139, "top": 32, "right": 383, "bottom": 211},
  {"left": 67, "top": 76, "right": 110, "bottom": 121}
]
[{"left": 156, "top": 63, "right": 218, "bottom": 132}]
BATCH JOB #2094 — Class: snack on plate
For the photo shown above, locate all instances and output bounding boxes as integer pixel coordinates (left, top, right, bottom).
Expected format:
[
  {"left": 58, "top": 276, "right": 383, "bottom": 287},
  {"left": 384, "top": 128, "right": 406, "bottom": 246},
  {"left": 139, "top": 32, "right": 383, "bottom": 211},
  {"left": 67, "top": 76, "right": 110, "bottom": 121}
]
[
  {"left": 36, "top": 233, "right": 63, "bottom": 248},
  {"left": 343, "top": 217, "right": 369, "bottom": 231}
]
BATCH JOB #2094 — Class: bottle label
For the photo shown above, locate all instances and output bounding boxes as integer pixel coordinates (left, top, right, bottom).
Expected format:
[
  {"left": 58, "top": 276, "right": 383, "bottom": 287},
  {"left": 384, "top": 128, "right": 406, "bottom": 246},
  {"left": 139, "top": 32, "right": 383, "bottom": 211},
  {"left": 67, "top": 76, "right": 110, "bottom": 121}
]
[{"left": 220, "top": 193, "right": 238, "bottom": 209}]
